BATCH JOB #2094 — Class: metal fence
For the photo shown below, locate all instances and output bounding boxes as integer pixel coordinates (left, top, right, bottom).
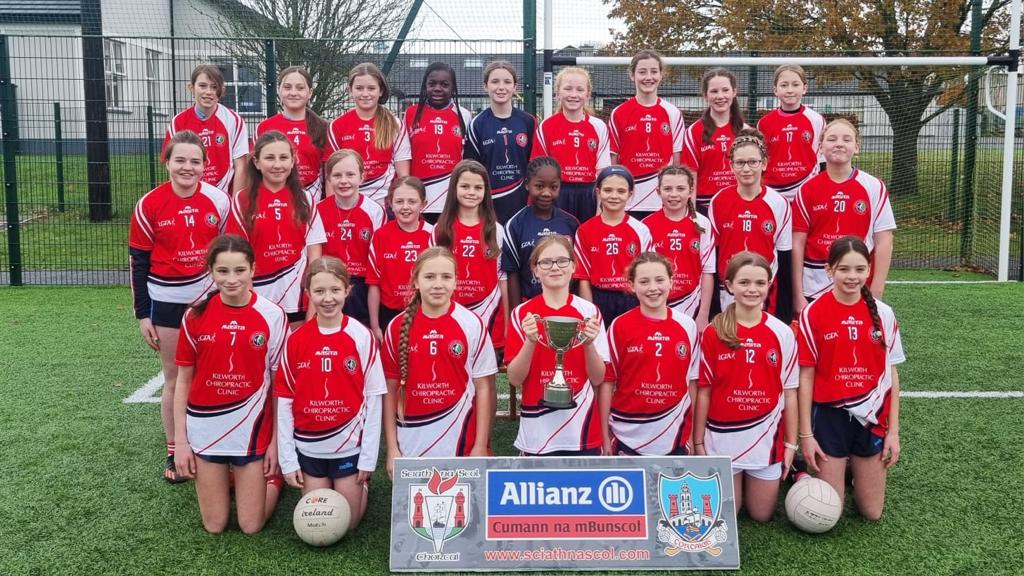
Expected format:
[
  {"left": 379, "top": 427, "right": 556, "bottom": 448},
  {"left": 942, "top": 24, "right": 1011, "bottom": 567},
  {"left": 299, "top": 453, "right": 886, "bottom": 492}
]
[{"left": 1, "top": 34, "right": 1021, "bottom": 284}]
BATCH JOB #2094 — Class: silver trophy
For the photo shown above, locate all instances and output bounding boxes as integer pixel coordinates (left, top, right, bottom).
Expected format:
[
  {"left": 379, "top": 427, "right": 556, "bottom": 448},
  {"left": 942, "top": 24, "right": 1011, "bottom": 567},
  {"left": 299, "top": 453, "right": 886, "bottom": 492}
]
[{"left": 539, "top": 315, "right": 586, "bottom": 409}]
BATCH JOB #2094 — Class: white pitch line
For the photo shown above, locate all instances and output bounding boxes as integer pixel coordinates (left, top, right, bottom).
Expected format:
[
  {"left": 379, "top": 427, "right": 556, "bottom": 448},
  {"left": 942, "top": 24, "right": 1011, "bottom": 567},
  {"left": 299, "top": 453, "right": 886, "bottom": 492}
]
[
  {"left": 123, "top": 373, "right": 164, "bottom": 404},
  {"left": 901, "top": 391, "right": 1024, "bottom": 398}
]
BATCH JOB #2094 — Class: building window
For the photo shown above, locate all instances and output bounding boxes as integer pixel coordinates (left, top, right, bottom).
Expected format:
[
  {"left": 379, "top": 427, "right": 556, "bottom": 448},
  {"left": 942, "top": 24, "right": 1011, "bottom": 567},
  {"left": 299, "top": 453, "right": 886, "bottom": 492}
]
[
  {"left": 103, "top": 39, "right": 126, "bottom": 110},
  {"left": 214, "top": 60, "right": 263, "bottom": 115},
  {"left": 145, "top": 49, "right": 163, "bottom": 111}
]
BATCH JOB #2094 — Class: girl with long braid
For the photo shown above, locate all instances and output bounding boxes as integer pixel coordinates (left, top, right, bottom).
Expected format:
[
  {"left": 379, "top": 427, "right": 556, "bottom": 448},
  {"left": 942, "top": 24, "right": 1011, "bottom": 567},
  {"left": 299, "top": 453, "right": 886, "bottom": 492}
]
[
  {"left": 797, "top": 236, "right": 905, "bottom": 521},
  {"left": 381, "top": 247, "right": 497, "bottom": 478}
]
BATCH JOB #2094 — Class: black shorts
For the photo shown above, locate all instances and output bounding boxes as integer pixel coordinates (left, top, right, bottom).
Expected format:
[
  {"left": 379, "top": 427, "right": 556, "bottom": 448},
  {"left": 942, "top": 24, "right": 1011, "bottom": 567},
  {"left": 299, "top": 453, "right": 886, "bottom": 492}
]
[
  {"left": 591, "top": 287, "right": 638, "bottom": 328},
  {"left": 150, "top": 300, "right": 189, "bottom": 329},
  {"left": 812, "top": 403, "right": 884, "bottom": 458},
  {"left": 196, "top": 452, "right": 264, "bottom": 466},
  {"left": 617, "top": 440, "right": 688, "bottom": 456},
  {"left": 343, "top": 276, "right": 370, "bottom": 327},
  {"left": 379, "top": 303, "right": 404, "bottom": 332},
  {"left": 298, "top": 452, "right": 359, "bottom": 479},
  {"left": 286, "top": 310, "right": 306, "bottom": 324},
  {"left": 521, "top": 447, "right": 602, "bottom": 457}
]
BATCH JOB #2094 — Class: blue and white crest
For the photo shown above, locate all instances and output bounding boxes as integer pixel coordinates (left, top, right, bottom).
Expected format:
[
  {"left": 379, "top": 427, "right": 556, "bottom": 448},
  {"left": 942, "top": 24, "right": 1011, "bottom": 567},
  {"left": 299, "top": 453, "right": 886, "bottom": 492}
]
[{"left": 656, "top": 472, "right": 729, "bottom": 556}]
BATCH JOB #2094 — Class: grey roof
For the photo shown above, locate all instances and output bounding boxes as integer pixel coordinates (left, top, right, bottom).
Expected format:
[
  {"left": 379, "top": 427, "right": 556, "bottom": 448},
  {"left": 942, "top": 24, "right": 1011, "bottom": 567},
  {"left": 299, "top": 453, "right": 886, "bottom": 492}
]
[{"left": 0, "top": 0, "right": 81, "bottom": 22}]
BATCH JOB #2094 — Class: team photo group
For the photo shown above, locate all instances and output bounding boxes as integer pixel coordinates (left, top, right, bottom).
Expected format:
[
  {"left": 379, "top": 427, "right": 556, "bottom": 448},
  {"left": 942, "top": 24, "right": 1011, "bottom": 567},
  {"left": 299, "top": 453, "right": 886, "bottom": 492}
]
[{"left": 129, "top": 50, "right": 903, "bottom": 537}]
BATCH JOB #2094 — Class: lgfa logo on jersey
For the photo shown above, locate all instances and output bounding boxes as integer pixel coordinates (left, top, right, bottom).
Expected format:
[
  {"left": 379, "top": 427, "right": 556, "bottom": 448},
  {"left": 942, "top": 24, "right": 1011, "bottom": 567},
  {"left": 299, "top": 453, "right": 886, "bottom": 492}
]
[
  {"left": 409, "top": 468, "right": 471, "bottom": 561},
  {"left": 657, "top": 472, "right": 729, "bottom": 556}
]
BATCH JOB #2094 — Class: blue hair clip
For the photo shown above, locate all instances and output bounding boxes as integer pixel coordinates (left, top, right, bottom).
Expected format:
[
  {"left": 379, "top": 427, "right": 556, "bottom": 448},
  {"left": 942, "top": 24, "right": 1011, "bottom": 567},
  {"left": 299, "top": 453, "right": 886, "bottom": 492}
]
[{"left": 596, "top": 165, "right": 635, "bottom": 189}]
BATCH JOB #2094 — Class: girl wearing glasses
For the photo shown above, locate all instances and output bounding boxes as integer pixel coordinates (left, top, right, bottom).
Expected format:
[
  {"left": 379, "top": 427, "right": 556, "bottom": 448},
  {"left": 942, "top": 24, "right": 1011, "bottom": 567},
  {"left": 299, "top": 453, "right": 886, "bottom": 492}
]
[{"left": 707, "top": 129, "right": 793, "bottom": 320}]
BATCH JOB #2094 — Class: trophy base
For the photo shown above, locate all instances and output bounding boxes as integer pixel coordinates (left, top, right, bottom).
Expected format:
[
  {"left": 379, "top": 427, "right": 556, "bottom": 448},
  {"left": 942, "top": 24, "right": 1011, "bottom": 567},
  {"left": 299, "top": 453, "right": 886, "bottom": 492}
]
[{"left": 540, "top": 398, "right": 577, "bottom": 410}]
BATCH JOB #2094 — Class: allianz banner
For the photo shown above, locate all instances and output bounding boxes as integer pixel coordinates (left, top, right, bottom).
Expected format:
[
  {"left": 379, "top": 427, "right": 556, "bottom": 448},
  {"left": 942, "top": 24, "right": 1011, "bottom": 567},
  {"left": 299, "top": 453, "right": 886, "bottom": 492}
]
[{"left": 389, "top": 456, "right": 740, "bottom": 571}]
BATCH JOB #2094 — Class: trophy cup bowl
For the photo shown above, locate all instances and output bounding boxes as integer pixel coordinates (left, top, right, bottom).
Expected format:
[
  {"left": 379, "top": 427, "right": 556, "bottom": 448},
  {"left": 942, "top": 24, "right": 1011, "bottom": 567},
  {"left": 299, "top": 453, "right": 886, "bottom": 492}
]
[{"left": 539, "top": 315, "right": 585, "bottom": 409}]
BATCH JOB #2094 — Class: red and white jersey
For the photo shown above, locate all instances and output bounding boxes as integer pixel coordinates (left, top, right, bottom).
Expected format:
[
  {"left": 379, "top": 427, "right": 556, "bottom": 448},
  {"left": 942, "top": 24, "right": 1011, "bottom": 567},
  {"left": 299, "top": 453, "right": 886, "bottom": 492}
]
[
  {"left": 437, "top": 219, "right": 506, "bottom": 324},
  {"left": 176, "top": 292, "right": 287, "bottom": 457},
  {"left": 256, "top": 113, "right": 324, "bottom": 197},
  {"left": 681, "top": 120, "right": 742, "bottom": 203},
  {"left": 163, "top": 104, "right": 249, "bottom": 192},
  {"left": 327, "top": 109, "right": 411, "bottom": 204},
  {"left": 608, "top": 97, "right": 685, "bottom": 211},
  {"left": 317, "top": 195, "right": 387, "bottom": 279},
  {"left": 226, "top": 185, "right": 327, "bottom": 313},
  {"left": 531, "top": 112, "right": 611, "bottom": 183},
  {"left": 129, "top": 181, "right": 229, "bottom": 304},
  {"left": 401, "top": 103, "right": 474, "bottom": 213},
  {"left": 382, "top": 302, "right": 497, "bottom": 456},
  {"left": 366, "top": 220, "right": 435, "bottom": 311},
  {"left": 507, "top": 295, "right": 609, "bottom": 454},
  {"left": 607, "top": 307, "right": 699, "bottom": 455},
  {"left": 794, "top": 169, "right": 897, "bottom": 299},
  {"left": 699, "top": 312, "right": 797, "bottom": 470},
  {"left": 708, "top": 185, "right": 792, "bottom": 279},
  {"left": 798, "top": 292, "right": 905, "bottom": 437},
  {"left": 274, "top": 316, "right": 386, "bottom": 462},
  {"left": 757, "top": 105, "right": 826, "bottom": 198},
  {"left": 573, "top": 215, "right": 652, "bottom": 291},
  {"left": 643, "top": 210, "right": 716, "bottom": 317}
]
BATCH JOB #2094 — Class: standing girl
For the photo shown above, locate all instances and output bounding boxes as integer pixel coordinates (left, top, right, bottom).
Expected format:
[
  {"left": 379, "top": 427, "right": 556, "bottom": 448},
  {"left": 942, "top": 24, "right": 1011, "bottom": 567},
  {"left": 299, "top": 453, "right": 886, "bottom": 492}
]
[
  {"left": 164, "top": 64, "right": 249, "bottom": 194},
  {"left": 173, "top": 234, "right": 288, "bottom": 533},
  {"left": 573, "top": 166, "right": 652, "bottom": 326},
  {"left": 757, "top": 65, "right": 826, "bottom": 201},
  {"left": 256, "top": 66, "right": 329, "bottom": 200},
  {"left": 682, "top": 68, "right": 748, "bottom": 213},
  {"left": 792, "top": 119, "right": 895, "bottom": 312},
  {"left": 603, "top": 252, "right": 699, "bottom": 456},
  {"left": 226, "top": 131, "right": 326, "bottom": 326},
  {"left": 318, "top": 150, "right": 387, "bottom": 327},
  {"left": 275, "top": 257, "right": 385, "bottom": 531},
  {"left": 642, "top": 165, "right": 715, "bottom": 329},
  {"left": 401, "top": 63, "right": 474, "bottom": 219},
  {"left": 130, "top": 131, "right": 231, "bottom": 483},
  {"left": 502, "top": 156, "right": 580, "bottom": 309},
  {"left": 381, "top": 248, "right": 497, "bottom": 477},
  {"left": 328, "top": 63, "right": 411, "bottom": 205},
  {"left": 693, "top": 252, "right": 798, "bottom": 523},
  {"left": 531, "top": 67, "right": 611, "bottom": 222},
  {"left": 708, "top": 129, "right": 792, "bottom": 319},
  {"left": 366, "top": 176, "right": 434, "bottom": 342},
  {"left": 506, "top": 235, "right": 607, "bottom": 455},
  {"left": 608, "top": 50, "right": 685, "bottom": 217},
  {"left": 797, "top": 237, "right": 904, "bottom": 521},
  {"left": 466, "top": 61, "right": 537, "bottom": 224}
]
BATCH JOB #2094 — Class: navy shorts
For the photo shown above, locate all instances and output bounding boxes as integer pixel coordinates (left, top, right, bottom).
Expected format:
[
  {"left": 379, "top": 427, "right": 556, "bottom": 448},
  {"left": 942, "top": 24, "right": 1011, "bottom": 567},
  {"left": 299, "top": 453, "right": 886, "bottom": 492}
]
[
  {"left": 591, "top": 287, "right": 638, "bottom": 328},
  {"left": 379, "top": 303, "right": 404, "bottom": 332},
  {"left": 617, "top": 441, "right": 688, "bottom": 456},
  {"left": 521, "top": 447, "right": 602, "bottom": 457},
  {"left": 196, "top": 453, "right": 264, "bottom": 466},
  {"left": 343, "top": 276, "right": 370, "bottom": 327},
  {"left": 286, "top": 310, "right": 306, "bottom": 324},
  {"left": 557, "top": 181, "right": 597, "bottom": 223},
  {"left": 150, "top": 300, "right": 189, "bottom": 329},
  {"left": 298, "top": 452, "right": 359, "bottom": 479},
  {"left": 812, "top": 403, "right": 884, "bottom": 458}
]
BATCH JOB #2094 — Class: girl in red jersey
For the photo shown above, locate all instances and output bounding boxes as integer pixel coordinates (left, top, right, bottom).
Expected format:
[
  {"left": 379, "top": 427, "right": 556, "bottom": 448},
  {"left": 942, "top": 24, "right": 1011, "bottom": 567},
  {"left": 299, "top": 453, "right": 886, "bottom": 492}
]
[
  {"left": 708, "top": 129, "right": 793, "bottom": 321},
  {"left": 798, "top": 237, "right": 904, "bottom": 521},
  {"left": 173, "top": 234, "right": 288, "bottom": 534},
  {"left": 367, "top": 176, "right": 434, "bottom": 342},
  {"left": 574, "top": 165, "right": 653, "bottom": 326},
  {"left": 532, "top": 67, "right": 611, "bottom": 222},
  {"left": 329, "top": 63, "right": 411, "bottom": 206},
  {"left": 693, "top": 252, "right": 798, "bottom": 523},
  {"left": 318, "top": 150, "right": 387, "bottom": 327},
  {"left": 163, "top": 64, "right": 249, "bottom": 194},
  {"left": 276, "top": 257, "right": 385, "bottom": 530},
  {"left": 682, "top": 68, "right": 748, "bottom": 213},
  {"left": 130, "top": 131, "right": 231, "bottom": 483},
  {"left": 603, "top": 252, "right": 699, "bottom": 456},
  {"left": 401, "top": 63, "right": 474, "bottom": 220},
  {"left": 507, "top": 235, "right": 607, "bottom": 455},
  {"left": 642, "top": 165, "right": 715, "bottom": 330},
  {"left": 757, "top": 65, "right": 826, "bottom": 201},
  {"left": 256, "top": 66, "right": 329, "bottom": 200},
  {"left": 226, "top": 131, "right": 326, "bottom": 326},
  {"left": 609, "top": 50, "right": 685, "bottom": 217},
  {"left": 792, "top": 119, "right": 895, "bottom": 313},
  {"left": 381, "top": 248, "right": 497, "bottom": 477}
]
